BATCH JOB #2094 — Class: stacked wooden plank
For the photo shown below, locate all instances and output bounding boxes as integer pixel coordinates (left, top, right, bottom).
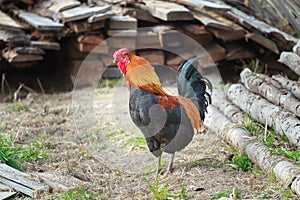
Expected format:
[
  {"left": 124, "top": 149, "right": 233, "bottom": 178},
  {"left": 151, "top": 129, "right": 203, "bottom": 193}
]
[{"left": 0, "top": 0, "right": 298, "bottom": 85}]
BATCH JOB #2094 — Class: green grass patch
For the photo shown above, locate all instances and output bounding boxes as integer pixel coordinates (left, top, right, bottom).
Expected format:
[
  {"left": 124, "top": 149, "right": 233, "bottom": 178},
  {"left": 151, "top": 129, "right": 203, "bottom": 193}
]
[
  {"left": 0, "top": 135, "right": 23, "bottom": 171},
  {"left": 49, "top": 186, "right": 102, "bottom": 200},
  {"left": 0, "top": 134, "right": 48, "bottom": 171},
  {"left": 269, "top": 147, "right": 300, "bottom": 166},
  {"left": 230, "top": 153, "right": 253, "bottom": 172},
  {"left": 209, "top": 189, "right": 241, "bottom": 200},
  {"left": 228, "top": 146, "right": 253, "bottom": 172},
  {"left": 252, "top": 189, "right": 274, "bottom": 199},
  {"left": 19, "top": 135, "right": 48, "bottom": 162},
  {"left": 7, "top": 101, "right": 30, "bottom": 112},
  {"left": 123, "top": 137, "right": 147, "bottom": 150}
]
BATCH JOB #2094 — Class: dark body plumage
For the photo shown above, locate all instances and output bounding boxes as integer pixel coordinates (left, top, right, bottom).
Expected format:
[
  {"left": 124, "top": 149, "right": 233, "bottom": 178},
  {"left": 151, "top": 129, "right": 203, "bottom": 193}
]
[{"left": 129, "top": 89, "right": 194, "bottom": 157}]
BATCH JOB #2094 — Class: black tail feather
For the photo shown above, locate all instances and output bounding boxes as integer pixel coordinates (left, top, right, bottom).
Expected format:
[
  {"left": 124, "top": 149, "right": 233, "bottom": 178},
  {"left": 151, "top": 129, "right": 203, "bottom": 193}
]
[{"left": 177, "top": 56, "right": 212, "bottom": 120}]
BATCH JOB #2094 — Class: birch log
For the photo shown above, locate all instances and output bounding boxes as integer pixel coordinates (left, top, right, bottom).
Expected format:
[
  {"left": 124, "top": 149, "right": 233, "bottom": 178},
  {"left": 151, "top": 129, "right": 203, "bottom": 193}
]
[
  {"left": 212, "top": 89, "right": 247, "bottom": 123},
  {"left": 272, "top": 74, "right": 300, "bottom": 100},
  {"left": 227, "top": 83, "right": 300, "bottom": 147},
  {"left": 292, "top": 40, "right": 300, "bottom": 56},
  {"left": 278, "top": 52, "right": 300, "bottom": 76},
  {"left": 206, "top": 106, "right": 300, "bottom": 194},
  {"left": 240, "top": 68, "right": 300, "bottom": 117}
]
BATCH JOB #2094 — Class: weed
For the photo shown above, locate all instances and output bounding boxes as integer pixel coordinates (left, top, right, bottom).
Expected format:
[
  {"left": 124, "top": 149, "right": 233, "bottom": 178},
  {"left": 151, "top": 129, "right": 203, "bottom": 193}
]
[
  {"left": 20, "top": 135, "right": 48, "bottom": 162},
  {"left": 7, "top": 101, "right": 30, "bottom": 112},
  {"left": 268, "top": 172, "right": 277, "bottom": 183},
  {"left": 97, "top": 78, "right": 121, "bottom": 88},
  {"left": 229, "top": 146, "right": 253, "bottom": 172},
  {"left": 144, "top": 177, "right": 169, "bottom": 200},
  {"left": 144, "top": 176, "right": 192, "bottom": 199},
  {"left": 231, "top": 153, "right": 253, "bottom": 172},
  {"left": 169, "top": 187, "right": 193, "bottom": 199},
  {"left": 123, "top": 137, "right": 146, "bottom": 150},
  {"left": 265, "top": 134, "right": 275, "bottom": 147},
  {"left": 280, "top": 187, "right": 293, "bottom": 199},
  {"left": 269, "top": 147, "right": 300, "bottom": 166},
  {"left": 252, "top": 189, "right": 274, "bottom": 199},
  {"left": 0, "top": 135, "right": 22, "bottom": 171},
  {"left": 0, "top": 121, "right": 3, "bottom": 132},
  {"left": 190, "top": 160, "right": 202, "bottom": 168},
  {"left": 49, "top": 186, "right": 102, "bottom": 200},
  {"left": 209, "top": 189, "right": 241, "bottom": 200}
]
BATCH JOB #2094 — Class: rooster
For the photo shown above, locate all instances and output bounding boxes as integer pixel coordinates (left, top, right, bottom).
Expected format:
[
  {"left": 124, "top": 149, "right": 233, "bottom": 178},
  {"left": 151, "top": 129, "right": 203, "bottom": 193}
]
[{"left": 113, "top": 48, "right": 211, "bottom": 175}]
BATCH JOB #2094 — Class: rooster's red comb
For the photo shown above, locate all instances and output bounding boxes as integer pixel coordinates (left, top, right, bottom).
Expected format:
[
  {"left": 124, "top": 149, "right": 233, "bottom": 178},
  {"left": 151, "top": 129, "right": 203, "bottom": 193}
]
[{"left": 113, "top": 48, "right": 129, "bottom": 60}]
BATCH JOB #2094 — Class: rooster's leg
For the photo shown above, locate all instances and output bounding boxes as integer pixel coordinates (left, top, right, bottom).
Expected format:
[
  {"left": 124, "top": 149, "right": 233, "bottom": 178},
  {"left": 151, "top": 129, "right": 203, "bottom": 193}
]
[
  {"left": 167, "top": 153, "right": 175, "bottom": 173},
  {"left": 156, "top": 155, "right": 162, "bottom": 176}
]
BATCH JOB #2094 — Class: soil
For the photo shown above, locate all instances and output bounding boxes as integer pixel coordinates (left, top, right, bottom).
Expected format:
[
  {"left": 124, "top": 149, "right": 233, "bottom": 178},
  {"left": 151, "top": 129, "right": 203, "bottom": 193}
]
[{"left": 0, "top": 81, "right": 296, "bottom": 199}]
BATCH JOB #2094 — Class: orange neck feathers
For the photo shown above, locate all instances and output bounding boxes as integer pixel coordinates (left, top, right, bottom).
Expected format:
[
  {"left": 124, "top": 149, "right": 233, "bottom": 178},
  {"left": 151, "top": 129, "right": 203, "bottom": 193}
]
[{"left": 125, "top": 54, "right": 167, "bottom": 95}]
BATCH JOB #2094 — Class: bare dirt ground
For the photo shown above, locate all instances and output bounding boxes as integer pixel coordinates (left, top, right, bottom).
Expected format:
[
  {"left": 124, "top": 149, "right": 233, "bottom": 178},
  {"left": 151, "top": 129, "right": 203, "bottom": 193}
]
[{"left": 0, "top": 82, "right": 297, "bottom": 199}]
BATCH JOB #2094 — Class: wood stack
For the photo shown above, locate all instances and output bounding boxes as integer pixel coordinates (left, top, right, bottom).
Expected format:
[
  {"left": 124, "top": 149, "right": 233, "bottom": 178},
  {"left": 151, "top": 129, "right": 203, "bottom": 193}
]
[
  {"left": 0, "top": 0, "right": 298, "bottom": 87},
  {"left": 206, "top": 39, "right": 300, "bottom": 196}
]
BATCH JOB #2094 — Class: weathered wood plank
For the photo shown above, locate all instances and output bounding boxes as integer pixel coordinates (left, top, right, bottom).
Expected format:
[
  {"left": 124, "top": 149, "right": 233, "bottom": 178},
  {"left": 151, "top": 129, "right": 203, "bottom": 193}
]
[
  {"left": 106, "top": 29, "right": 137, "bottom": 37},
  {"left": 2, "top": 49, "right": 44, "bottom": 63},
  {"left": 18, "top": 11, "right": 63, "bottom": 31},
  {"left": 246, "top": 32, "right": 279, "bottom": 54},
  {"left": 74, "top": 35, "right": 108, "bottom": 54},
  {"left": 166, "top": 51, "right": 194, "bottom": 66},
  {"left": 182, "top": 24, "right": 214, "bottom": 46},
  {"left": 224, "top": 8, "right": 297, "bottom": 50},
  {"left": 176, "top": 0, "right": 231, "bottom": 12},
  {"left": 107, "top": 37, "right": 136, "bottom": 51},
  {"left": 76, "top": 43, "right": 109, "bottom": 54},
  {"left": 0, "top": 191, "right": 16, "bottom": 200},
  {"left": 30, "top": 40, "right": 60, "bottom": 51},
  {"left": 0, "top": 183, "right": 12, "bottom": 192},
  {"left": 137, "top": 50, "right": 165, "bottom": 64},
  {"left": 123, "top": 7, "right": 160, "bottom": 23},
  {"left": 67, "top": 20, "right": 105, "bottom": 33},
  {"left": 0, "top": 164, "right": 48, "bottom": 198},
  {"left": 87, "top": 11, "right": 115, "bottom": 23},
  {"left": 193, "top": 11, "right": 245, "bottom": 41},
  {"left": 60, "top": 5, "right": 111, "bottom": 23},
  {"left": 205, "top": 43, "right": 226, "bottom": 62},
  {"left": 0, "top": 11, "right": 25, "bottom": 31},
  {"left": 48, "top": 0, "right": 81, "bottom": 12},
  {"left": 77, "top": 34, "right": 105, "bottom": 44},
  {"left": 13, "top": 47, "right": 45, "bottom": 55},
  {"left": 141, "top": 0, "right": 193, "bottom": 21},
  {"left": 136, "top": 29, "right": 161, "bottom": 49},
  {"left": 0, "top": 30, "right": 25, "bottom": 43},
  {"left": 109, "top": 15, "right": 137, "bottom": 30}
]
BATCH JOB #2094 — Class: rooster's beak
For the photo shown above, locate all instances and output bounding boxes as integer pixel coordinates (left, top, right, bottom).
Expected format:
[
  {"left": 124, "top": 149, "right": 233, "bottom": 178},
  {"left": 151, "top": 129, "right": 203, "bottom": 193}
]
[{"left": 113, "top": 59, "right": 118, "bottom": 63}]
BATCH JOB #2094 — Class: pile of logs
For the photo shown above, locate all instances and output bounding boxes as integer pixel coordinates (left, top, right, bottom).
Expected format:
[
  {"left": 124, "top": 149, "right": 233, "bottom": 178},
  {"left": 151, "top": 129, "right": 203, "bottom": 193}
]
[
  {"left": 208, "top": 41, "right": 300, "bottom": 195},
  {"left": 0, "top": 0, "right": 299, "bottom": 87}
]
